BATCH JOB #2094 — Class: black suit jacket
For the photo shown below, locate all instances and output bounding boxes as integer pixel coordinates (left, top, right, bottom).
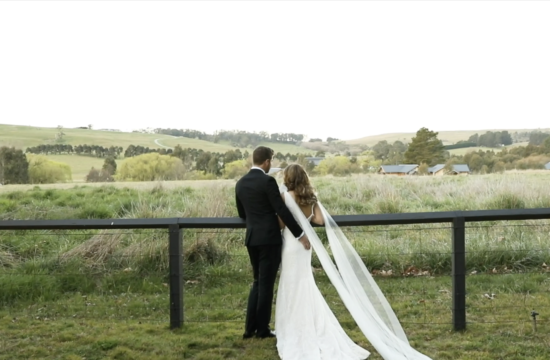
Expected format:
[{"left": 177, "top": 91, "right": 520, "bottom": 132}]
[{"left": 236, "top": 169, "right": 303, "bottom": 246}]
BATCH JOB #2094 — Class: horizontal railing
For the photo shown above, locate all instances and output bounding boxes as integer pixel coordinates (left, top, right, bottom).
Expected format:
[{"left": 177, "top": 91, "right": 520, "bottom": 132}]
[
  {"left": 2, "top": 208, "right": 550, "bottom": 230},
  {"left": 1, "top": 207, "right": 550, "bottom": 330}
]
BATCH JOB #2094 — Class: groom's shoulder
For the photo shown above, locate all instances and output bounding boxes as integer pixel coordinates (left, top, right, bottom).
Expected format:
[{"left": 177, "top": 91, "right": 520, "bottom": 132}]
[{"left": 236, "top": 170, "right": 254, "bottom": 184}]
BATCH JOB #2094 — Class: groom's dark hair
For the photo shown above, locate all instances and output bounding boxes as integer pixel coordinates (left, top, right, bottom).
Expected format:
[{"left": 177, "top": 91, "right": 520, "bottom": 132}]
[{"left": 252, "top": 146, "right": 274, "bottom": 165}]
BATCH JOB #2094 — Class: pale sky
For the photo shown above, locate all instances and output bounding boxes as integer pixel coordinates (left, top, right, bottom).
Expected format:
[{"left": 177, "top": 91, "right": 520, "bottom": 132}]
[{"left": 1, "top": 1, "right": 549, "bottom": 141}]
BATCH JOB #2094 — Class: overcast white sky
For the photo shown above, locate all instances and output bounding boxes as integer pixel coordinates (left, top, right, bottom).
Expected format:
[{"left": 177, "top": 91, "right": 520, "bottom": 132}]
[{"left": 1, "top": 1, "right": 549, "bottom": 141}]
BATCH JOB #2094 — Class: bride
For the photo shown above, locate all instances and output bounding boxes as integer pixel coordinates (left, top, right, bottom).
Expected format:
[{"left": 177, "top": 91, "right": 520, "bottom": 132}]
[{"left": 274, "top": 164, "right": 432, "bottom": 360}]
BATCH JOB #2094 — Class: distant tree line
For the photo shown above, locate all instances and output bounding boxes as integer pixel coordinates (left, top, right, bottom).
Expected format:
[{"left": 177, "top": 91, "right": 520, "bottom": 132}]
[
  {"left": 457, "top": 130, "right": 550, "bottom": 149},
  {"left": 26, "top": 144, "right": 124, "bottom": 158},
  {"left": 444, "top": 142, "right": 477, "bottom": 150},
  {"left": 452, "top": 138, "right": 550, "bottom": 173},
  {"left": 154, "top": 128, "right": 209, "bottom": 140},
  {"left": 466, "top": 131, "right": 513, "bottom": 147},
  {"left": 528, "top": 131, "right": 550, "bottom": 146},
  {"left": 124, "top": 145, "right": 172, "bottom": 158},
  {"left": 153, "top": 128, "right": 305, "bottom": 147}
]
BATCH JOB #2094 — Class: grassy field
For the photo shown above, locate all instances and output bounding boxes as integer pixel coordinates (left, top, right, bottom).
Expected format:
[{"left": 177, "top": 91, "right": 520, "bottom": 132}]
[
  {"left": 1, "top": 173, "right": 549, "bottom": 359},
  {"left": 346, "top": 129, "right": 550, "bottom": 147},
  {"left": 1, "top": 272, "right": 548, "bottom": 360},
  {"left": 0, "top": 124, "right": 177, "bottom": 150},
  {"left": 43, "top": 154, "right": 106, "bottom": 182}
]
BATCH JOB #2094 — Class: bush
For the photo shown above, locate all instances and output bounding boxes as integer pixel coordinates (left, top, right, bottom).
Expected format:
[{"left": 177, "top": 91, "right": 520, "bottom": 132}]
[
  {"left": 185, "top": 238, "right": 227, "bottom": 265},
  {"left": 223, "top": 159, "right": 249, "bottom": 179},
  {"left": 486, "top": 193, "right": 526, "bottom": 210},
  {"left": 315, "top": 156, "right": 359, "bottom": 176},
  {"left": 86, "top": 167, "right": 114, "bottom": 182},
  {"left": 27, "top": 154, "right": 72, "bottom": 184},
  {"left": 417, "top": 163, "right": 429, "bottom": 175},
  {"left": 377, "top": 199, "right": 402, "bottom": 214},
  {"left": 117, "top": 153, "right": 185, "bottom": 181}
]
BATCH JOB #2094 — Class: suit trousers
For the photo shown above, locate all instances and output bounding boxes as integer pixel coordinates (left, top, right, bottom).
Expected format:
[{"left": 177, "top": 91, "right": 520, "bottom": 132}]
[{"left": 245, "top": 243, "right": 282, "bottom": 337}]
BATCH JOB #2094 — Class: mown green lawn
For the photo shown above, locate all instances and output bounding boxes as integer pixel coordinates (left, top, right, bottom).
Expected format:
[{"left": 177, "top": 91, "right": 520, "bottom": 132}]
[{"left": 1, "top": 272, "right": 548, "bottom": 360}]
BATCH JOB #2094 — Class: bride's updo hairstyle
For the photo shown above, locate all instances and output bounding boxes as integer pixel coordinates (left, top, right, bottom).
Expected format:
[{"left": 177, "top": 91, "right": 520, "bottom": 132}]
[{"left": 283, "top": 164, "right": 317, "bottom": 206}]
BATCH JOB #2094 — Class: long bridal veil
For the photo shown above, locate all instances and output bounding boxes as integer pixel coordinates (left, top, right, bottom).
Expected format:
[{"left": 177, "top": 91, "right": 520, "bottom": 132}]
[{"left": 281, "top": 189, "right": 432, "bottom": 360}]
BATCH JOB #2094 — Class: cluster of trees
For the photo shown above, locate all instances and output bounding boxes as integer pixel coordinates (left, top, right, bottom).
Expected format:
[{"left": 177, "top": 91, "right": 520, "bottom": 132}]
[
  {"left": 364, "top": 128, "right": 550, "bottom": 174},
  {"left": 454, "top": 137, "right": 550, "bottom": 173},
  {"left": 528, "top": 131, "right": 550, "bottom": 146},
  {"left": 26, "top": 144, "right": 124, "bottom": 158},
  {"left": 153, "top": 128, "right": 306, "bottom": 147},
  {"left": 124, "top": 145, "right": 172, "bottom": 158},
  {"left": 455, "top": 130, "right": 549, "bottom": 149},
  {"left": 371, "top": 140, "right": 408, "bottom": 164},
  {"left": 366, "top": 129, "right": 446, "bottom": 167},
  {"left": 170, "top": 145, "right": 311, "bottom": 177},
  {"left": 466, "top": 131, "right": 513, "bottom": 147},
  {"left": 85, "top": 157, "right": 117, "bottom": 183},
  {"left": 0, "top": 147, "right": 75, "bottom": 185}
]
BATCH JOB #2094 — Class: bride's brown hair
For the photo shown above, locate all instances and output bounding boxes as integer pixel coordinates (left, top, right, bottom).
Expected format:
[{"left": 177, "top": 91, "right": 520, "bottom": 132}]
[{"left": 283, "top": 164, "right": 317, "bottom": 206}]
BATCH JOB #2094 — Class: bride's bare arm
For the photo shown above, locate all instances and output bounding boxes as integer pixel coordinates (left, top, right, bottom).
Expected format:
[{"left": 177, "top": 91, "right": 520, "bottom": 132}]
[
  {"left": 278, "top": 193, "right": 286, "bottom": 229},
  {"left": 310, "top": 203, "right": 325, "bottom": 226}
]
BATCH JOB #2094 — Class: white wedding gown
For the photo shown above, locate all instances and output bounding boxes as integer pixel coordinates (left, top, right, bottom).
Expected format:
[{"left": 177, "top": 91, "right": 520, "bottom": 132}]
[
  {"left": 275, "top": 203, "right": 370, "bottom": 360},
  {"left": 275, "top": 191, "right": 432, "bottom": 360}
]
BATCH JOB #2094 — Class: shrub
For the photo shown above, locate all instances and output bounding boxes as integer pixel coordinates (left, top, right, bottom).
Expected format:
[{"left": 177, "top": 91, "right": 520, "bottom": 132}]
[
  {"left": 315, "top": 156, "right": 360, "bottom": 176},
  {"left": 27, "top": 154, "right": 72, "bottom": 184},
  {"left": 185, "top": 238, "right": 227, "bottom": 265},
  {"left": 117, "top": 153, "right": 185, "bottom": 181},
  {"left": 417, "top": 163, "right": 429, "bottom": 175},
  {"left": 86, "top": 167, "right": 114, "bottom": 182},
  {"left": 377, "top": 199, "right": 402, "bottom": 214},
  {"left": 486, "top": 193, "right": 526, "bottom": 210},
  {"left": 223, "top": 159, "right": 249, "bottom": 179}
]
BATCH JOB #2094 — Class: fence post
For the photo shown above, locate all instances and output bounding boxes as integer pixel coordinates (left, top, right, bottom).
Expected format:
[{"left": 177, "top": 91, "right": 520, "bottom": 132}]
[
  {"left": 452, "top": 217, "right": 466, "bottom": 331},
  {"left": 169, "top": 224, "right": 183, "bottom": 329}
]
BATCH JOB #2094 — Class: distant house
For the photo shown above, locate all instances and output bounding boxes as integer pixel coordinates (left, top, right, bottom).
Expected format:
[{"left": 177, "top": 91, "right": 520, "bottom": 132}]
[
  {"left": 545, "top": 162, "right": 550, "bottom": 170},
  {"left": 305, "top": 157, "right": 325, "bottom": 166},
  {"left": 429, "top": 164, "right": 471, "bottom": 176},
  {"left": 378, "top": 164, "right": 418, "bottom": 176}
]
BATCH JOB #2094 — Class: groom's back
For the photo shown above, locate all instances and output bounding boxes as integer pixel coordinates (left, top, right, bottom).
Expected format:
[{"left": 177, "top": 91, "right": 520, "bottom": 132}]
[{"left": 236, "top": 170, "right": 282, "bottom": 246}]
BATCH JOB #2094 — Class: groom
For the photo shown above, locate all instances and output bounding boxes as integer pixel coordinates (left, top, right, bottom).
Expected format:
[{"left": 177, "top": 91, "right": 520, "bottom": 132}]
[{"left": 235, "top": 146, "right": 310, "bottom": 339}]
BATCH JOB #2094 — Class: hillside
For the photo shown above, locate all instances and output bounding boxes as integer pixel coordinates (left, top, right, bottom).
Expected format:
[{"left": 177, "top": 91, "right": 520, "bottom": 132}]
[
  {"left": 345, "top": 128, "right": 550, "bottom": 147},
  {"left": 0, "top": 124, "right": 311, "bottom": 182},
  {"left": 0, "top": 124, "right": 307, "bottom": 154}
]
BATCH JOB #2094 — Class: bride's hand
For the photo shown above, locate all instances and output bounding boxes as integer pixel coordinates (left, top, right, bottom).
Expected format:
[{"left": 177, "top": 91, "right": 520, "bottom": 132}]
[{"left": 299, "top": 235, "right": 311, "bottom": 250}]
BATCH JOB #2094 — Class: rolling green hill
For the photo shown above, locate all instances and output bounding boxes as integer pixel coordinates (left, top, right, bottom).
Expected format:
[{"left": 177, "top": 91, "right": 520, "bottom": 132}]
[
  {"left": 0, "top": 124, "right": 309, "bottom": 155},
  {"left": 0, "top": 124, "right": 232, "bottom": 151}
]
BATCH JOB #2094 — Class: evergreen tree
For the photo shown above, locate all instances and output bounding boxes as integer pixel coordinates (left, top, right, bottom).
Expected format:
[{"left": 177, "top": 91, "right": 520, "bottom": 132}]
[
  {"left": 0, "top": 147, "right": 29, "bottom": 184},
  {"left": 103, "top": 157, "right": 117, "bottom": 175},
  {"left": 403, "top": 128, "right": 445, "bottom": 166}
]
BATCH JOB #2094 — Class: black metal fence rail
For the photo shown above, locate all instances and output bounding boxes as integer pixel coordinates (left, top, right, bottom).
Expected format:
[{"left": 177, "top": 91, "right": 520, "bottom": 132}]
[{"left": 2, "top": 207, "right": 550, "bottom": 330}]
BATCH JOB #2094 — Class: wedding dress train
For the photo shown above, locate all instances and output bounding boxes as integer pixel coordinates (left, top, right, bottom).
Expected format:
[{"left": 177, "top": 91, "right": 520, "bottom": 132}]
[{"left": 275, "top": 191, "right": 432, "bottom": 360}]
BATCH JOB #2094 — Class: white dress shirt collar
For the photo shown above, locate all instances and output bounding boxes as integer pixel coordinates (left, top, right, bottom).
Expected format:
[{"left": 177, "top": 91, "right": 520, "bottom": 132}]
[{"left": 251, "top": 166, "right": 266, "bottom": 174}]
